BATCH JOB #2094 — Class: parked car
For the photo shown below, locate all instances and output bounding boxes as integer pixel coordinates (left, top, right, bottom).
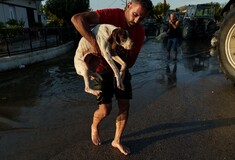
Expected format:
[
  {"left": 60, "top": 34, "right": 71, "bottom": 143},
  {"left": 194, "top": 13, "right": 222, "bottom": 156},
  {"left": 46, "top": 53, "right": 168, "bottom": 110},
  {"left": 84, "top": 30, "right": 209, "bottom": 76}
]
[{"left": 142, "top": 18, "right": 161, "bottom": 38}]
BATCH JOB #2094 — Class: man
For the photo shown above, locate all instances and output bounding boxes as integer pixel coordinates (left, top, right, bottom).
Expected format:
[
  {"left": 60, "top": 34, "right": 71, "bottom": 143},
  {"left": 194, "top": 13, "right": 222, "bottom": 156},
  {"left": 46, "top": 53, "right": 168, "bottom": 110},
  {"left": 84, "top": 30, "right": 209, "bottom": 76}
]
[
  {"left": 71, "top": 0, "right": 153, "bottom": 155},
  {"left": 167, "top": 13, "right": 180, "bottom": 61}
]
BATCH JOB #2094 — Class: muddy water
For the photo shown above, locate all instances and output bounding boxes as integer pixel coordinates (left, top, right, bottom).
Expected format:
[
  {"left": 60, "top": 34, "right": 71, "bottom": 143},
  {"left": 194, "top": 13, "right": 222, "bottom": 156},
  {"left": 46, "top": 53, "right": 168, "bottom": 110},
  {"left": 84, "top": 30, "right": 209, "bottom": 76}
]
[{"left": 0, "top": 38, "right": 216, "bottom": 159}]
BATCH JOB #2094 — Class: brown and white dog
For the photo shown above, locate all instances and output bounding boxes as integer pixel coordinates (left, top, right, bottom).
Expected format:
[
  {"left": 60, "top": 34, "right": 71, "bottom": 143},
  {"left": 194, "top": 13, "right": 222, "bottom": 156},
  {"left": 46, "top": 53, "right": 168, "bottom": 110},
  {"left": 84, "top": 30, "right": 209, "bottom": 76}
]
[{"left": 74, "top": 24, "right": 133, "bottom": 96}]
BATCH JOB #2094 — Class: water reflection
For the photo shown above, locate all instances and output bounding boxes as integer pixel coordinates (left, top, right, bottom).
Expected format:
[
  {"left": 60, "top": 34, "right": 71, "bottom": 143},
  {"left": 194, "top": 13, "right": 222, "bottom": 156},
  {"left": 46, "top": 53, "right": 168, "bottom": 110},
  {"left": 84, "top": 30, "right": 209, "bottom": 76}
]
[
  {"left": 179, "top": 39, "right": 211, "bottom": 72},
  {"left": 180, "top": 39, "right": 211, "bottom": 55},
  {"left": 192, "top": 54, "right": 210, "bottom": 72},
  {"left": 0, "top": 38, "right": 222, "bottom": 159},
  {"left": 0, "top": 51, "right": 96, "bottom": 130},
  {"left": 0, "top": 38, "right": 215, "bottom": 131},
  {"left": 166, "top": 62, "right": 177, "bottom": 87}
]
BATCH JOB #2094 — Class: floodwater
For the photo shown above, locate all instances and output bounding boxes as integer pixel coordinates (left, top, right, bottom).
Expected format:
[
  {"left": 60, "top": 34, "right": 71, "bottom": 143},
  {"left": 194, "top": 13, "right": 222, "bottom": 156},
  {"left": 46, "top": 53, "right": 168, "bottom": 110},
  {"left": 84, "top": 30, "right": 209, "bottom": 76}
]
[
  {"left": 0, "top": 37, "right": 228, "bottom": 160},
  {"left": 0, "top": 38, "right": 213, "bottom": 126}
]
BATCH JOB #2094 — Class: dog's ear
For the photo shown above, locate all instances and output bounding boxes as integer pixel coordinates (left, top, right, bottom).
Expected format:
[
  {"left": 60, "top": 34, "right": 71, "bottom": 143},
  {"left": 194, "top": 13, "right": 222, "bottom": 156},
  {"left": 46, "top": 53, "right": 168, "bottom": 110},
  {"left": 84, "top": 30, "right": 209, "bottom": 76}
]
[
  {"left": 114, "top": 28, "right": 122, "bottom": 44},
  {"left": 108, "top": 28, "right": 122, "bottom": 50}
]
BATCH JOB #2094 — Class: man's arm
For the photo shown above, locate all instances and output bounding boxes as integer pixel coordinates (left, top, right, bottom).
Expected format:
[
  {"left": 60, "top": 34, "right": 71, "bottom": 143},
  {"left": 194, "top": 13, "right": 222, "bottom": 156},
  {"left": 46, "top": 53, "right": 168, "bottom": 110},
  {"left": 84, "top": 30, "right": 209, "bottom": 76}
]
[
  {"left": 71, "top": 11, "right": 101, "bottom": 56},
  {"left": 169, "top": 19, "right": 179, "bottom": 29}
]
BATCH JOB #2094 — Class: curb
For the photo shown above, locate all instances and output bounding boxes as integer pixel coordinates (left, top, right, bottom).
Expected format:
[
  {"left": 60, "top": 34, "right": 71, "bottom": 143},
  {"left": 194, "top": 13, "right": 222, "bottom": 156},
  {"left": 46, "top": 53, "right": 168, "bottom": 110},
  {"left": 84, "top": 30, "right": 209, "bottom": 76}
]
[{"left": 0, "top": 41, "right": 75, "bottom": 72}]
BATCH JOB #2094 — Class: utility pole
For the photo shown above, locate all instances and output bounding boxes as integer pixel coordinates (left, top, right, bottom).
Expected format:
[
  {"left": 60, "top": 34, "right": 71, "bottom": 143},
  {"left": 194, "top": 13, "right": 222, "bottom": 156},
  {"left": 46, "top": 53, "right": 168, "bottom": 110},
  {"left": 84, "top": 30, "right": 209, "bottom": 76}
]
[{"left": 163, "top": 0, "right": 166, "bottom": 16}]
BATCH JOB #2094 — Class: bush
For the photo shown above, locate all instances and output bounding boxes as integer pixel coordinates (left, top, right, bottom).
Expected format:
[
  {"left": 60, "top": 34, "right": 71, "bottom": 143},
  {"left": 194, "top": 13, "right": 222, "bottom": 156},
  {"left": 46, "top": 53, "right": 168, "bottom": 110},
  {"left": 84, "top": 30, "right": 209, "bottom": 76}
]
[
  {"left": 1, "top": 19, "right": 24, "bottom": 39},
  {"left": 46, "top": 20, "right": 61, "bottom": 27},
  {"left": 0, "top": 22, "right": 5, "bottom": 29},
  {"left": 6, "top": 19, "right": 20, "bottom": 26}
]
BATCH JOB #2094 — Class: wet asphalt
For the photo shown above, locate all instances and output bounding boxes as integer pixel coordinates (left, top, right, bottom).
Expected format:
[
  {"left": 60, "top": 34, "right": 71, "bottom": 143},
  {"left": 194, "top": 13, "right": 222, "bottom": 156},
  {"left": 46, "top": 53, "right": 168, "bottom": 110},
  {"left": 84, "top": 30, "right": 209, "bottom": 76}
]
[{"left": 0, "top": 37, "right": 234, "bottom": 160}]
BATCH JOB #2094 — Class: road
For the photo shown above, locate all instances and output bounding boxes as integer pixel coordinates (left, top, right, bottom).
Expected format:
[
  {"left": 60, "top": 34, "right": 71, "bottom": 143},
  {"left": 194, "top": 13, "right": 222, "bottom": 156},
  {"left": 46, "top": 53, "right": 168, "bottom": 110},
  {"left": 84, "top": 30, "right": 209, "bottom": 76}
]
[{"left": 0, "top": 38, "right": 234, "bottom": 160}]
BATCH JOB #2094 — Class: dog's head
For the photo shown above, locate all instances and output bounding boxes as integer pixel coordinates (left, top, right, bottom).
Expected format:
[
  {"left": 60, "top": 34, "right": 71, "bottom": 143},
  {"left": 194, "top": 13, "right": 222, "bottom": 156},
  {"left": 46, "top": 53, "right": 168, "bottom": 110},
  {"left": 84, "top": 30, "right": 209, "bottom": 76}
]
[{"left": 109, "top": 28, "right": 133, "bottom": 51}]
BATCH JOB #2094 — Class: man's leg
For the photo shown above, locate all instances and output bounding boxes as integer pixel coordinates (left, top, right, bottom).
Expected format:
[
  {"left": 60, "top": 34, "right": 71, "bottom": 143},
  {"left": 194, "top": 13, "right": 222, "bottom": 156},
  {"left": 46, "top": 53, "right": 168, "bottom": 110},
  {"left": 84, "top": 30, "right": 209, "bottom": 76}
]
[
  {"left": 91, "top": 72, "right": 114, "bottom": 145},
  {"left": 111, "top": 99, "right": 130, "bottom": 155},
  {"left": 91, "top": 103, "right": 112, "bottom": 145},
  {"left": 167, "top": 39, "right": 172, "bottom": 60},
  {"left": 173, "top": 38, "right": 179, "bottom": 60}
]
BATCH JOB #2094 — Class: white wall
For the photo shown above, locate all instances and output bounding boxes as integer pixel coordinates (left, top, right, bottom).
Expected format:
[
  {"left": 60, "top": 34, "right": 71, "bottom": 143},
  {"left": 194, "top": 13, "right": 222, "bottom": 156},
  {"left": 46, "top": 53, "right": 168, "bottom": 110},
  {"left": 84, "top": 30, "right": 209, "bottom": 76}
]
[
  {"left": 0, "top": 0, "right": 42, "bottom": 28},
  {"left": 0, "top": 3, "right": 10, "bottom": 24},
  {"left": 0, "top": 41, "right": 74, "bottom": 72},
  {"left": 15, "top": 6, "right": 29, "bottom": 27}
]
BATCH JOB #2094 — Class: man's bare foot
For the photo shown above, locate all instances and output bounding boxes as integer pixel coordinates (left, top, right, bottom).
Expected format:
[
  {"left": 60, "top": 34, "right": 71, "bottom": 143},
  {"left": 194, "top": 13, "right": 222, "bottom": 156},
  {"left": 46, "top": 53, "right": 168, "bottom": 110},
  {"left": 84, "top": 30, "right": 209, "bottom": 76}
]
[
  {"left": 111, "top": 140, "right": 130, "bottom": 156},
  {"left": 91, "top": 125, "right": 101, "bottom": 146}
]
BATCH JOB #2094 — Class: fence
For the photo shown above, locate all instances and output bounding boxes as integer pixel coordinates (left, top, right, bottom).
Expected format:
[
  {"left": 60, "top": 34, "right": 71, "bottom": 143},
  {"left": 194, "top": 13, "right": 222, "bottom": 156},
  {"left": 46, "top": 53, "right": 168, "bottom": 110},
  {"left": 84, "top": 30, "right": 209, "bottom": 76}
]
[{"left": 0, "top": 26, "right": 77, "bottom": 57}]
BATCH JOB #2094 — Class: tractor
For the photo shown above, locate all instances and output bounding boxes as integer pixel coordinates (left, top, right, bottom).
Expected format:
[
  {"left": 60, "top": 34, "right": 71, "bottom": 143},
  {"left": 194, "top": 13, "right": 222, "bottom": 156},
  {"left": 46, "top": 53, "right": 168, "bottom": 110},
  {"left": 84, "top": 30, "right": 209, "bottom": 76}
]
[
  {"left": 210, "top": 0, "right": 235, "bottom": 84},
  {"left": 182, "top": 4, "right": 218, "bottom": 39}
]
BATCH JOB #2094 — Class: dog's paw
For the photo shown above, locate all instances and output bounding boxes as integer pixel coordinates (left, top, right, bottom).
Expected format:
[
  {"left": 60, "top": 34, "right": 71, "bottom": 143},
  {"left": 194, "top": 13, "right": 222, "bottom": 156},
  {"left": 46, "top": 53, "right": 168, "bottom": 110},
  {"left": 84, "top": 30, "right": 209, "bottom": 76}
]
[
  {"left": 117, "top": 83, "right": 125, "bottom": 91},
  {"left": 93, "top": 90, "right": 102, "bottom": 96},
  {"left": 85, "top": 87, "right": 102, "bottom": 96}
]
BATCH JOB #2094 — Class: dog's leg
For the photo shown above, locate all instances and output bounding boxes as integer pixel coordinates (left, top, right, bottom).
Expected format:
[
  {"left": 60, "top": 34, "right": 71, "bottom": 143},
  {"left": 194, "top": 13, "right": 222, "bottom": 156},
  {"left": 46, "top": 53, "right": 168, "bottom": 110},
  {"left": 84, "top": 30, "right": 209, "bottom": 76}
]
[
  {"left": 99, "top": 43, "right": 124, "bottom": 90},
  {"left": 112, "top": 55, "right": 126, "bottom": 80},
  {"left": 74, "top": 59, "right": 102, "bottom": 96}
]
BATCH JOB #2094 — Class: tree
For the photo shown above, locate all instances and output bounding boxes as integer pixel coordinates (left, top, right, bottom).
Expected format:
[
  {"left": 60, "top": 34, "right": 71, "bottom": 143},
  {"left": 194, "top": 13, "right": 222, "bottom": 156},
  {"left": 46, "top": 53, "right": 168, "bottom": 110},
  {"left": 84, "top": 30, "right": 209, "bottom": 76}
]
[
  {"left": 40, "top": 5, "right": 64, "bottom": 27},
  {"left": 207, "top": 2, "right": 223, "bottom": 21},
  {"left": 153, "top": 2, "right": 170, "bottom": 19},
  {"left": 44, "top": 0, "right": 90, "bottom": 25}
]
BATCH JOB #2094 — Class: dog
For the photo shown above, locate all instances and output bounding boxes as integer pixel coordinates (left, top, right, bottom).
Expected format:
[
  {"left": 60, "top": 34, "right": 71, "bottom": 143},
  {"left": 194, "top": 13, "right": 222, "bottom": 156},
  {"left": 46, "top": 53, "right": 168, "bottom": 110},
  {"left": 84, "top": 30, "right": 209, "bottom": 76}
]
[
  {"left": 155, "top": 31, "right": 168, "bottom": 42},
  {"left": 74, "top": 24, "right": 133, "bottom": 96},
  {"left": 210, "top": 36, "right": 218, "bottom": 56}
]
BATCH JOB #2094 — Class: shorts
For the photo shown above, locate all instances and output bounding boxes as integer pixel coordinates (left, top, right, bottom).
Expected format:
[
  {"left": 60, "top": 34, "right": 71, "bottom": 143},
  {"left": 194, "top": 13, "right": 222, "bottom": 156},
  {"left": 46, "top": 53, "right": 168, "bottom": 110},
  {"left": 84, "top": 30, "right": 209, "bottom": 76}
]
[
  {"left": 167, "top": 37, "right": 179, "bottom": 52},
  {"left": 92, "top": 70, "right": 132, "bottom": 105}
]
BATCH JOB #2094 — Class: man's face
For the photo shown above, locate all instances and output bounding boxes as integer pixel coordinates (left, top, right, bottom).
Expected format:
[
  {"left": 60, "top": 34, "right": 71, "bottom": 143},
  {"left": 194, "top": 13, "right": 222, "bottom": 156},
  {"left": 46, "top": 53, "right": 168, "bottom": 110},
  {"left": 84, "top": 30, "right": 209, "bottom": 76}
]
[
  {"left": 170, "top": 14, "right": 176, "bottom": 21},
  {"left": 125, "top": 2, "right": 148, "bottom": 28}
]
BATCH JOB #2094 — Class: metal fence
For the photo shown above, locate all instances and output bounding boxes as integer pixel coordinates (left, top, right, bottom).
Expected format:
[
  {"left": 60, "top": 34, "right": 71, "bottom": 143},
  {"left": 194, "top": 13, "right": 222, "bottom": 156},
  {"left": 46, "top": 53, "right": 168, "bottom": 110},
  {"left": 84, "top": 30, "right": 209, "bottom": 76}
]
[{"left": 0, "top": 26, "right": 77, "bottom": 57}]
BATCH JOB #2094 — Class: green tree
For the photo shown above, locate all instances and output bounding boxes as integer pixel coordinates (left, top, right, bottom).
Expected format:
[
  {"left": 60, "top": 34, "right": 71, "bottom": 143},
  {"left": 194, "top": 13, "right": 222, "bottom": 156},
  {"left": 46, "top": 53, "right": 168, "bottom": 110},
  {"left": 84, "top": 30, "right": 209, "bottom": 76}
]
[
  {"left": 153, "top": 2, "right": 170, "bottom": 19},
  {"left": 44, "top": 0, "right": 90, "bottom": 25},
  {"left": 206, "top": 2, "right": 223, "bottom": 21},
  {"left": 41, "top": 5, "right": 64, "bottom": 27}
]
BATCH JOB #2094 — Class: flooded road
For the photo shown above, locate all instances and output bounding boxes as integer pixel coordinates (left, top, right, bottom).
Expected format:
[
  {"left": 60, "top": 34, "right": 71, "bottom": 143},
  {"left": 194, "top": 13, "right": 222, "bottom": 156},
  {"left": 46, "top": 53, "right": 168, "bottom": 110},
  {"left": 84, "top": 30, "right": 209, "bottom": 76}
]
[{"left": 0, "top": 38, "right": 234, "bottom": 160}]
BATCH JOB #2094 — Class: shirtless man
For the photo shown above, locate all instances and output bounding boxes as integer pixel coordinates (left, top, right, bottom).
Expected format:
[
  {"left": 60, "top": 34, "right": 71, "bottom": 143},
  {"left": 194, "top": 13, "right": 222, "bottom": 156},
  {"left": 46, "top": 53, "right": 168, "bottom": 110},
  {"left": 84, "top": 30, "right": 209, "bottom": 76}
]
[{"left": 71, "top": 0, "right": 153, "bottom": 155}]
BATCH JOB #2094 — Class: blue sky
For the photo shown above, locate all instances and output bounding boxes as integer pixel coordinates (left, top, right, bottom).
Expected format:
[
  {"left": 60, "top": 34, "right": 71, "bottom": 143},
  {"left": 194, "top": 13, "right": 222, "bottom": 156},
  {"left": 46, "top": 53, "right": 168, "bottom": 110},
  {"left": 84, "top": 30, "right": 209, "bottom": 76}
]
[
  {"left": 41, "top": 0, "right": 228, "bottom": 10},
  {"left": 90, "top": 0, "right": 228, "bottom": 10}
]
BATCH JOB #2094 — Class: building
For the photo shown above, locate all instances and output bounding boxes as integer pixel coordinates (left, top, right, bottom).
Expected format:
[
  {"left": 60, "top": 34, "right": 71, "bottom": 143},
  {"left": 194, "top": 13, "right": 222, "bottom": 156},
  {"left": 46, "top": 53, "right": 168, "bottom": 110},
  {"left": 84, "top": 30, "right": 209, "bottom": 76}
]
[{"left": 0, "top": 0, "right": 45, "bottom": 28}]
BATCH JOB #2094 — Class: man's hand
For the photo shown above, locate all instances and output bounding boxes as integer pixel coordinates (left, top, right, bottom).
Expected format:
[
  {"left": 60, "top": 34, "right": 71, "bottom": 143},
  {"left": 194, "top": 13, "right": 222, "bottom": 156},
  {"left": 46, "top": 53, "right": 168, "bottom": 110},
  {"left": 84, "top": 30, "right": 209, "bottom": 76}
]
[
  {"left": 71, "top": 12, "right": 101, "bottom": 57},
  {"left": 169, "top": 20, "right": 173, "bottom": 25},
  {"left": 91, "top": 40, "right": 101, "bottom": 57}
]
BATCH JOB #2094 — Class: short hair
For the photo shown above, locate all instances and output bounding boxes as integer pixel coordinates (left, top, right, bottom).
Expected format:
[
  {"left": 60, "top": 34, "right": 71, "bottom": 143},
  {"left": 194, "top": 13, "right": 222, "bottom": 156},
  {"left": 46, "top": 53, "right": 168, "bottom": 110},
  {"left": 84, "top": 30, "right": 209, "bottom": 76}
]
[
  {"left": 131, "top": 0, "right": 153, "bottom": 12},
  {"left": 170, "top": 13, "right": 178, "bottom": 20}
]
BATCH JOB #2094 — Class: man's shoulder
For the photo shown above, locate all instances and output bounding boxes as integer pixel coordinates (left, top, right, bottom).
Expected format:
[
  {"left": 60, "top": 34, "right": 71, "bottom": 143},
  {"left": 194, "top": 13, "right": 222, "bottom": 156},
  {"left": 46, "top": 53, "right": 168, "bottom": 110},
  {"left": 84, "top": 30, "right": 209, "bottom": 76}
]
[
  {"left": 130, "top": 24, "right": 145, "bottom": 35},
  {"left": 136, "top": 24, "right": 145, "bottom": 31},
  {"left": 96, "top": 8, "right": 125, "bottom": 25},
  {"left": 96, "top": 8, "right": 123, "bottom": 14}
]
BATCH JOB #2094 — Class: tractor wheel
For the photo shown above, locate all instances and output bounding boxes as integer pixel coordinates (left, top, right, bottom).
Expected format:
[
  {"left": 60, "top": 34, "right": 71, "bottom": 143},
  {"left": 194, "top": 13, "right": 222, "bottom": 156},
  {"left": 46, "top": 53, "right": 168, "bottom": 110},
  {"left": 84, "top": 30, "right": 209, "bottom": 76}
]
[
  {"left": 215, "top": 4, "right": 235, "bottom": 83},
  {"left": 182, "top": 21, "right": 194, "bottom": 39}
]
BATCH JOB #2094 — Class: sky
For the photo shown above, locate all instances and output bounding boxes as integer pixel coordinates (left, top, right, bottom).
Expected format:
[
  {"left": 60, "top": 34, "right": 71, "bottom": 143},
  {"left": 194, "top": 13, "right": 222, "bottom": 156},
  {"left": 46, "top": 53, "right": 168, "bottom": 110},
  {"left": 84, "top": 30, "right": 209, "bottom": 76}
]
[{"left": 90, "top": 0, "right": 228, "bottom": 10}]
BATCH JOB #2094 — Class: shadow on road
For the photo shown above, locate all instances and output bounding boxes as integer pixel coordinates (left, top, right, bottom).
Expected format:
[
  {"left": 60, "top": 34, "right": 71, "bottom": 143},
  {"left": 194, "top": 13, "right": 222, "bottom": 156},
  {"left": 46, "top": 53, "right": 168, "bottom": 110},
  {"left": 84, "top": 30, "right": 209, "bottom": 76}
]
[{"left": 122, "top": 117, "right": 235, "bottom": 154}]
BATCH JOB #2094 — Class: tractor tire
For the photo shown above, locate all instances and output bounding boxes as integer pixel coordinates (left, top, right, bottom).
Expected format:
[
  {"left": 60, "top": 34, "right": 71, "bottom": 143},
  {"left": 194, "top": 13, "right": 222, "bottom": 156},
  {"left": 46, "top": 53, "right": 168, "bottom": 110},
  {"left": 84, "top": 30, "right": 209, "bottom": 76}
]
[
  {"left": 215, "top": 4, "right": 235, "bottom": 83},
  {"left": 182, "top": 21, "right": 194, "bottom": 39}
]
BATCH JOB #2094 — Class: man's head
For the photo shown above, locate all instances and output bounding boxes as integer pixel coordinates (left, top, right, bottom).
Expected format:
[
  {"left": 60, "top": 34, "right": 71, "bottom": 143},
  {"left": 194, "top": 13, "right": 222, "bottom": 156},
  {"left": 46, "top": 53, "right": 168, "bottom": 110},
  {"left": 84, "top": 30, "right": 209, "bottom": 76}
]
[
  {"left": 170, "top": 13, "right": 177, "bottom": 22},
  {"left": 125, "top": 0, "right": 153, "bottom": 28}
]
